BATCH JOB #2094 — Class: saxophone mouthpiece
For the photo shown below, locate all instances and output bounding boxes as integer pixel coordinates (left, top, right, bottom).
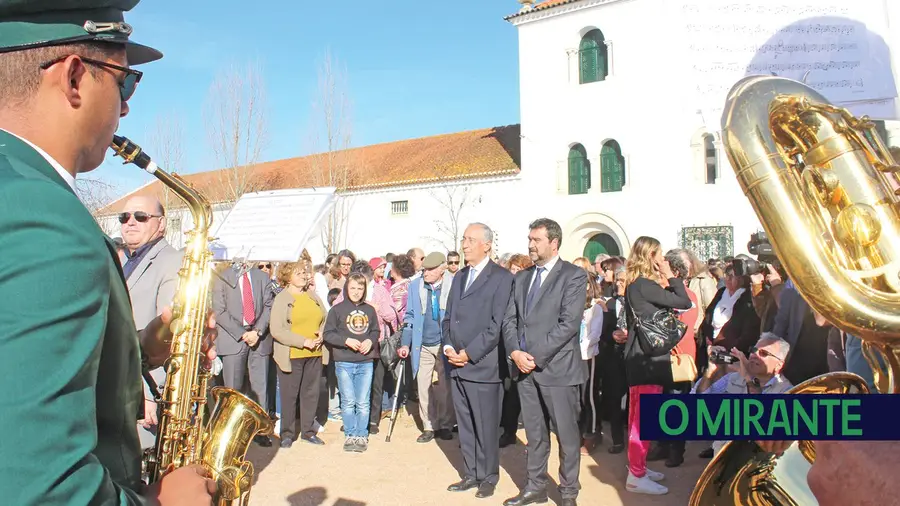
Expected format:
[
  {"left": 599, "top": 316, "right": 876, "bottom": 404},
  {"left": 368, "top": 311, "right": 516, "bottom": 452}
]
[{"left": 110, "top": 134, "right": 155, "bottom": 173}]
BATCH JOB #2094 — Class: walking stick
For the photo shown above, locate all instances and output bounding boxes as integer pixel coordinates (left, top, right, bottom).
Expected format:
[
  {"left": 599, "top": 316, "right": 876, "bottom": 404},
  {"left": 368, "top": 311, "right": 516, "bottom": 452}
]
[{"left": 385, "top": 359, "right": 406, "bottom": 443}]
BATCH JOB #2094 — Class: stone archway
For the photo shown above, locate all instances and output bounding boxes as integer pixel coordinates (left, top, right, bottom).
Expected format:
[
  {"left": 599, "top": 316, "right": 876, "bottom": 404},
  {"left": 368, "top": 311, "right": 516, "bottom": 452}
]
[
  {"left": 583, "top": 232, "right": 620, "bottom": 260},
  {"left": 562, "top": 212, "right": 629, "bottom": 261}
]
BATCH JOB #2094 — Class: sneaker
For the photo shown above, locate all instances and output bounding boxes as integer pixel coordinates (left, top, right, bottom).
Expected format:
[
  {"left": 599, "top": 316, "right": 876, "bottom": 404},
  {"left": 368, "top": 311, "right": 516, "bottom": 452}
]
[
  {"left": 354, "top": 436, "right": 368, "bottom": 453},
  {"left": 624, "top": 465, "right": 664, "bottom": 482},
  {"left": 626, "top": 472, "right": 668, "bottom": 495},
  {"left": 343, "top": 437, "right": 355, "bottom": 452}
]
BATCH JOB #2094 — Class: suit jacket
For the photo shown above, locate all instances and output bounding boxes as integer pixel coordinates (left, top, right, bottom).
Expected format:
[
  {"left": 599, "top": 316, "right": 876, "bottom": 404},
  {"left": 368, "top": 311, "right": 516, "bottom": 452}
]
[
  {"left": 700, "top": 286, "right": 760, "bottom": 354},
  {"left": 0, "top": 130, "right": 145, "bottom": 504},
  {"left": 126, "top": 238, "right": 184, "bottom": 331},
  {"left": 402, "top": 276, "right": 448, "bottom": 379},
  {"left": 441, "top": 260, "right": 514, "bottom": 383},
  {"left": 502, "top": 259, "right": 589, "bottom": 387},
  {"left": 213, "top": 266, "right": 275, "bottom": 356}
]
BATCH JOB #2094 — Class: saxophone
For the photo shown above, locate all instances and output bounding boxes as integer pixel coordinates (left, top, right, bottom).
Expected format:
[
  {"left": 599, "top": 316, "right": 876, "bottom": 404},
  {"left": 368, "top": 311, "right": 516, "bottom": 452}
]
[
  {"left": 110, "top": 136, "right": 274, "bottom": 506},
  {"left": 690, "top": 75, "right": 900, "bottom": 505}
]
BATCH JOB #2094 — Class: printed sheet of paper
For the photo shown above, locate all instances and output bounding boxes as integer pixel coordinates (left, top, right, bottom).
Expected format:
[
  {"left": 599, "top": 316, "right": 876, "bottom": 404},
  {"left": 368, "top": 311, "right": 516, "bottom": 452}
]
[
  {"left": 671, "top": 0, "right": 898, "bottom": 129},
  {"left": 210, "top": 187, "right": 336, "bottom": 261}
]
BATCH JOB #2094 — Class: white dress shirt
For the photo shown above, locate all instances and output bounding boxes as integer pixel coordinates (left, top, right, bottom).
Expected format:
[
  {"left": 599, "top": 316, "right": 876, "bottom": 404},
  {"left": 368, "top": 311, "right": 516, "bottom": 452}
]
[
  {"left": 1, "top": 128, "right": 76, "bottom": 191},
  {"left": 711, "top": 287, "right": 745, "bottom": 340}
]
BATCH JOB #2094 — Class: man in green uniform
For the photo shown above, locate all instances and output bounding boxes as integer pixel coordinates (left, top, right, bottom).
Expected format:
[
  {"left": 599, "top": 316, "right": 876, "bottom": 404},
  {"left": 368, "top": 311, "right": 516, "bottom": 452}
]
[{"left": 0, "top": 1, "right": 215, "bottom": 504}]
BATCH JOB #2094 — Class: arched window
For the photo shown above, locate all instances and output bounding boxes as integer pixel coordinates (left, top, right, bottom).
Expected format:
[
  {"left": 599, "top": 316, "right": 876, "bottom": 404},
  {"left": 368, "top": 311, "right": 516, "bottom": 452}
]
[
  {"left": 579, "top": 29, "right": 608, "bottom": 84},
  {"left": 583, "top": 233, "right": 621, "bottom": 260},
  {"left": 567, "top": 144, "right": 590, "bottom": 195},
  {"left": 600, "top": 140, "right": 625, "bottom": 192},
  {"left": 704, "top": 134, "right": 717, "bottom": 184}
]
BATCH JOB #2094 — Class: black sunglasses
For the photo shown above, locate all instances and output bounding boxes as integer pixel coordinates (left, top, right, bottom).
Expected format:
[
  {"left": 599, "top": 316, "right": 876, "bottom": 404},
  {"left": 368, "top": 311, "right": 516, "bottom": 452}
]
[
  {"left": 40, "top": 55, "right": 142, "bottom": 101},
  {"left": 259, "top": 264, "right": 272, "bottom": 269},
  {"left": 118, "top": 211, "right": 161, "bottom": 224},
  {"left": 447, "top": 261, "right": 460, "bottom": 265},
  {"left": 750, "top": 346, "right": 784, "bottom": 362}
]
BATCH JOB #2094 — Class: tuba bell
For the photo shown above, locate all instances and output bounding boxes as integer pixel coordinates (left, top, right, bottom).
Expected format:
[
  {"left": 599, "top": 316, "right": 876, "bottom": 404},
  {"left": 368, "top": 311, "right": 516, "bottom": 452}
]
[{"left": 689, "top": 75, "right": 900, "bottom": 505}]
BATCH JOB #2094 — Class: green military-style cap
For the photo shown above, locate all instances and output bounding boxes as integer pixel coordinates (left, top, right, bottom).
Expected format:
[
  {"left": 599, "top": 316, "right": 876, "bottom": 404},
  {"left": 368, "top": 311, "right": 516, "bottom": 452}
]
[{"left": 0, "top": 0, "right": 161, "bottom": 65}]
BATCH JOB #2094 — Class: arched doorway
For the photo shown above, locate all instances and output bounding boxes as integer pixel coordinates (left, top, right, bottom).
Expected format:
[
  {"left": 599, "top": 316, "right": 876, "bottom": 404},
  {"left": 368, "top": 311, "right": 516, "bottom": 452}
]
[{"left": 583, "top": 232, "right": 620, "bottom": 261}]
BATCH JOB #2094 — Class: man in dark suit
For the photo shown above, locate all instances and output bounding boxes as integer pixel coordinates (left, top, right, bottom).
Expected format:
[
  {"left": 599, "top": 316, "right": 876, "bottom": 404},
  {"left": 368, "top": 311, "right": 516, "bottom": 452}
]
[
  {"left": 502, "top": 218, "right": 588, "bottom": 506},
  {"left": 213, "top": 260, "right": 275, "bottom": 446},
  {"left": 442, "top": 223, "right": 514, "bottom": 499}
]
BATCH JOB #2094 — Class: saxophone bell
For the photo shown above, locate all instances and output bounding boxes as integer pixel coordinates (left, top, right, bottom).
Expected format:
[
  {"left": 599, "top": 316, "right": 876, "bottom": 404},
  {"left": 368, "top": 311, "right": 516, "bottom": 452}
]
[
  {"left": 110, "top": 136, "right": 273, "bottom": 506},
  {"left": 690, "top": 74, "right": 900, "bottom": 505}
]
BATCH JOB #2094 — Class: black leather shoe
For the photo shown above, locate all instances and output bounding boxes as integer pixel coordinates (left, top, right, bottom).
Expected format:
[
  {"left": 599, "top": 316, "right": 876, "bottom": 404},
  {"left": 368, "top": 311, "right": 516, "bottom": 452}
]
[
  {"left": 502, "top": 490, "right": 549, "bottom": 506},
  {"left": 560, "top": 498, "right": 577, "bottom": 506},
  {"left": 436, "top": 428, "right": 453, "bottom": 440},
  {"left": 417, "top": 431, "right": 435, "bottom": 443},
  {"left": 475, "top": 482, "right": 495, "bottom": 498},
  {"left": 447, "top": 477, "right": 480, "bottom": 492},
  {"left": 647, "top": 444, "right": 669, "bottom": 461},
  {"left": 301, "top": 435, "right": 325, "bottom": 445},
  {"left": 699, "top": 447, "right": 714, "bottom": 459},
  {"left": 279, "top": 437, "right": 293, "bottom": 449},
  {"left": 499, "top": 433, "right": 517, "bottom": 448},
  {"left": 254, "top": 435, "right": 272, "bottom": 447}
]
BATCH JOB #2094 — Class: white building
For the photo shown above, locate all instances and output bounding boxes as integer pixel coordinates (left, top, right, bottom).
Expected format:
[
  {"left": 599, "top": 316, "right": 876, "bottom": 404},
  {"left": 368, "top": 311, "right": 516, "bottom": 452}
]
[{"left": 99, "top": 0, "right": 900, "bottom": 264}]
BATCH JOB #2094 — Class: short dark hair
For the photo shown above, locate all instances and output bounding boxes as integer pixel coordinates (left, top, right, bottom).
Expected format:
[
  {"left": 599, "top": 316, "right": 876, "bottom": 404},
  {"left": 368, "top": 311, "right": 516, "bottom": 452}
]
[
  {"left": 528, "top": 218, "right": 563, "bottom": 248},
  {"left": 327, "top": 288, "right": 341, "bottom": 306},
  {"left": 0, "top": 42, "right": 121, "bottom": 107},
  {"left": 385, "top": 252, "right": 395, "bottom": 262},
  {"left": 447, "top": 251, "right": 460, "bottom": 259},
  {"left": 391, "top": 254, "right": 416, "bottom": 279},
  {"left": 350, "top": 259, "right": 374, "bottom": 281}
]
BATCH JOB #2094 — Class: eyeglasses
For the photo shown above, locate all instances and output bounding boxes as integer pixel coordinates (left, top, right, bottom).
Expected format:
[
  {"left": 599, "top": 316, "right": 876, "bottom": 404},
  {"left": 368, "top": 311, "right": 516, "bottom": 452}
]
[
  {"left": 448, "top": 261, "right": 460, "bottom": 265},
  {"left": 118, "top": 211, "right": 161, "bottom": 224},
  {"left": 40, "top": 55, "right": 142, "bottom": 101},
  {"left": 750, "top": 346, "right": 784, "bottom": 362}
]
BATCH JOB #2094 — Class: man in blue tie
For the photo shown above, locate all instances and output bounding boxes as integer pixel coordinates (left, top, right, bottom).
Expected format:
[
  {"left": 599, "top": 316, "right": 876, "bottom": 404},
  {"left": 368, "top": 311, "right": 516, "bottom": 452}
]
[
  {"left": 442, "top": 223, "right": 514, "bottom": 499},
  {"left": 502, "top": 218, "right": 588, "bottom": 506}
]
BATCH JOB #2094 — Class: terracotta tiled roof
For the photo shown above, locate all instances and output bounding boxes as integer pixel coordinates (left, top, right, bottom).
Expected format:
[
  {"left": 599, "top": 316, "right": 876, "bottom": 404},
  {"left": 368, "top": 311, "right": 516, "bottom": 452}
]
[
  {"left": 99, "top": 124, "right": 521, "bottom": 214},
  {"left": 505, "top": 0, "right": 579, "bottom": 20}
]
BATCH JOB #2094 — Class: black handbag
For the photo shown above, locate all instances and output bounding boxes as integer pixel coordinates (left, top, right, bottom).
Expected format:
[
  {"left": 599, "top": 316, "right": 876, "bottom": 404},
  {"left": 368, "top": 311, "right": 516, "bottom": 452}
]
[
  {"left": 627, "top": 290, "right": 687, "bottom": 357},
  {"left": 379, "top": 322, "right": 406, "bottom": 367}
]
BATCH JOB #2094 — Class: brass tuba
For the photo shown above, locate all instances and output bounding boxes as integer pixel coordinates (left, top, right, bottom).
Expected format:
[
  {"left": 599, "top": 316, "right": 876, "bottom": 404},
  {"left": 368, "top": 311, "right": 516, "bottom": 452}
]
[
  {"left": 689, "top": 75, "right": 900, "bottom": 505},
  {"left": 110, "top": 136, "right": 274, "bottom": 506}
]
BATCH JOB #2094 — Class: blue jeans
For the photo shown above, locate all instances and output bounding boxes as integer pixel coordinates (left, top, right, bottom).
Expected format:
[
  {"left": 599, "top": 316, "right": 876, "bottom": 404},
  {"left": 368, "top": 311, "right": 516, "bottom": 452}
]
[{"left": 335, "top": 361, "right": 374, "bottom": 437}]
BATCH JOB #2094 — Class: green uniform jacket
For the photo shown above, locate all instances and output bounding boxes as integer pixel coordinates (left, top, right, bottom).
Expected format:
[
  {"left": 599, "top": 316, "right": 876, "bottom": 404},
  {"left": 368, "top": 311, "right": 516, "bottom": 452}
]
[{"left": 0, "top": 130, "right": 147, "bottom": 505}]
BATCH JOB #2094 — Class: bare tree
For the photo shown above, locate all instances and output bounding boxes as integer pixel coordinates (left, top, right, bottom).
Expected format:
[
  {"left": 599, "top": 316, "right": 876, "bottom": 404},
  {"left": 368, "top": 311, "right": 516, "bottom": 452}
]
[
  {"left": 301, "top": 49, "right": 357, "bottom": 255},
  {"left": 148, "top": 111, "right": 187, "bottom": 245},
  {"left": 76, "top": 177, "right": 119, "bottom": 236},
  {"left": 426, "top": 184, "right": 481, "bottom": 252},
  {"left": 205, "top": 61, "right": 269, "bottom": 204}
]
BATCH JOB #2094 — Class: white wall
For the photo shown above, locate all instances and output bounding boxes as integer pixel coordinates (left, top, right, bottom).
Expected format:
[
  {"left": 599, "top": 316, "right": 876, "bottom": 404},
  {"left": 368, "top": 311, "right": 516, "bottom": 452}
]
[{"left": 512, "top": 0, "right": 763, "bottom": 258}]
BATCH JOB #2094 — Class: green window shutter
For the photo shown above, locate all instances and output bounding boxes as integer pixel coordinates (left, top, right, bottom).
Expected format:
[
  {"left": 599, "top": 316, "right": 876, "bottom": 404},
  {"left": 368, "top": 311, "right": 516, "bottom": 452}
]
[
  {"left": 597, "top": 41, "right": 608, "bottom": 81},
  {"left": 601, "top": 141, "right": 625, "bottom": 192},
  {"left": 568, "top": 145, "right": 588, "bottom": 195},
  {"left": 579, "top": 36, "right": 598, "bottom": 84}
]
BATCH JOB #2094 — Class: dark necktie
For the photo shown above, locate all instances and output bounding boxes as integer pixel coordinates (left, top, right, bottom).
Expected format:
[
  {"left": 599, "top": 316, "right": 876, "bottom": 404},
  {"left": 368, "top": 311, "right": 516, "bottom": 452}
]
[{"left": 520, "top": 266, "right": 545, "bottom": 351}]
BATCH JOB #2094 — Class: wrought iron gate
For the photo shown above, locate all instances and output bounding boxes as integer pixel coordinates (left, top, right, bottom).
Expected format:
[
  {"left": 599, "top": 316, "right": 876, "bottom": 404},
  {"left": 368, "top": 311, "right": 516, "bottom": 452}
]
[{"left": 679, "top": 226, "right": 734, "bottom": 261}]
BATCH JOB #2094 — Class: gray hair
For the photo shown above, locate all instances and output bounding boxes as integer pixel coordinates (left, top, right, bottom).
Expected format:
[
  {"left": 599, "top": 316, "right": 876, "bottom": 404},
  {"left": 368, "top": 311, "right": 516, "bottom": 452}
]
[
  {"left": 468, "top": 222, "right": 494, "bottom": 245},
  {"left": 758, "top": 332, "right": 791, "bottom": 359},
  {"left": 594, "top": 253, "right": 611, "bottom": 264},
  {"left": 664, "top": 248, "right": 690, "bottom": 278}
]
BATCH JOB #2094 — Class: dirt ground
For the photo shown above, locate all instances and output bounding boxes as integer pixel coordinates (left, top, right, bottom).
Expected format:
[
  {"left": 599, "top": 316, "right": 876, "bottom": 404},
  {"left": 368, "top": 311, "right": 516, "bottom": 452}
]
[{"left": 245, "top": 408, "right": 707, "bottom": 506}]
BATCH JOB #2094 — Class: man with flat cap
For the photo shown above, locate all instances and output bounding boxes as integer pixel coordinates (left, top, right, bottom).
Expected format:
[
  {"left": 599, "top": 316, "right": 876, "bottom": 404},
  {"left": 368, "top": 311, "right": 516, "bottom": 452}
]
[
  {"left": 0, "top": 1, "right": 214, "bottom": 504},
  {"left": 442, "top": 223, "right": 514, "bottom": 499}
]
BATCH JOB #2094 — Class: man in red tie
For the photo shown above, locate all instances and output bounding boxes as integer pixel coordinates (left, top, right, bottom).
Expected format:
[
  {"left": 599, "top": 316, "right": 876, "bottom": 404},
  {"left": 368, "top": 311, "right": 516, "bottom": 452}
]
[{"left": 213, "top": 260, "right": 275, "bottom": 446}]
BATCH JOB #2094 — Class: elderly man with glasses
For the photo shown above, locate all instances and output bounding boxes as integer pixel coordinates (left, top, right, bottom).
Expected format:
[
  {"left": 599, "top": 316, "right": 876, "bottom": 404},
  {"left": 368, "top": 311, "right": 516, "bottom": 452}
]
[{"left": 693, "top": 332, "right": 793, "bottom": 456}]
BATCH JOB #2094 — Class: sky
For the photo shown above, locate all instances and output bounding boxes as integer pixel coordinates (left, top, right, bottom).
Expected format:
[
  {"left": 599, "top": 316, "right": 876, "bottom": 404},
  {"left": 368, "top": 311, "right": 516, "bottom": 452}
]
[{"left": 96, "top": 0, "right": 522, "bottom": 199}]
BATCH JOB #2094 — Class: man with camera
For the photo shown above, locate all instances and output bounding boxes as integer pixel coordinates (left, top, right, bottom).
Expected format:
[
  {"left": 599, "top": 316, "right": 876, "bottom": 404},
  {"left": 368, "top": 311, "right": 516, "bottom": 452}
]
[{"left": 693, "top": 332, "right": 793, "bottom": 456}]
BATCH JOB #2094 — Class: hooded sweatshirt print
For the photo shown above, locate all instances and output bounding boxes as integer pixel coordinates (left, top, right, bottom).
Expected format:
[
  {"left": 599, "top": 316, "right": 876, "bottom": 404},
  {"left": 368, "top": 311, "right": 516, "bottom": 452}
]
[{"left": 323, "top": 280, "right": 381, "bottom": 363}]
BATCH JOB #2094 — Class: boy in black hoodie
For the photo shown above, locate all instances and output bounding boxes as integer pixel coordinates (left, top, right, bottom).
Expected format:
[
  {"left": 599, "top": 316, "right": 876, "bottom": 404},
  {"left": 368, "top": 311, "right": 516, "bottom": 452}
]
[{"left": 324, "top": 273, "right": 381, "bottom": 452}]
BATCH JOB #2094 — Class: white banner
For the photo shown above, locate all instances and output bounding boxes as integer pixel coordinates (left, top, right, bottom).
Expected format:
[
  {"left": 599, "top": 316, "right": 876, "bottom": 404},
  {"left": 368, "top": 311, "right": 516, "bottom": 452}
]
[
  {"left": 210, "top": 187, "right": 337, "bottom": 262},
  {"left": 672, "top": 0, "right": 898, "bottom": 129}
]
